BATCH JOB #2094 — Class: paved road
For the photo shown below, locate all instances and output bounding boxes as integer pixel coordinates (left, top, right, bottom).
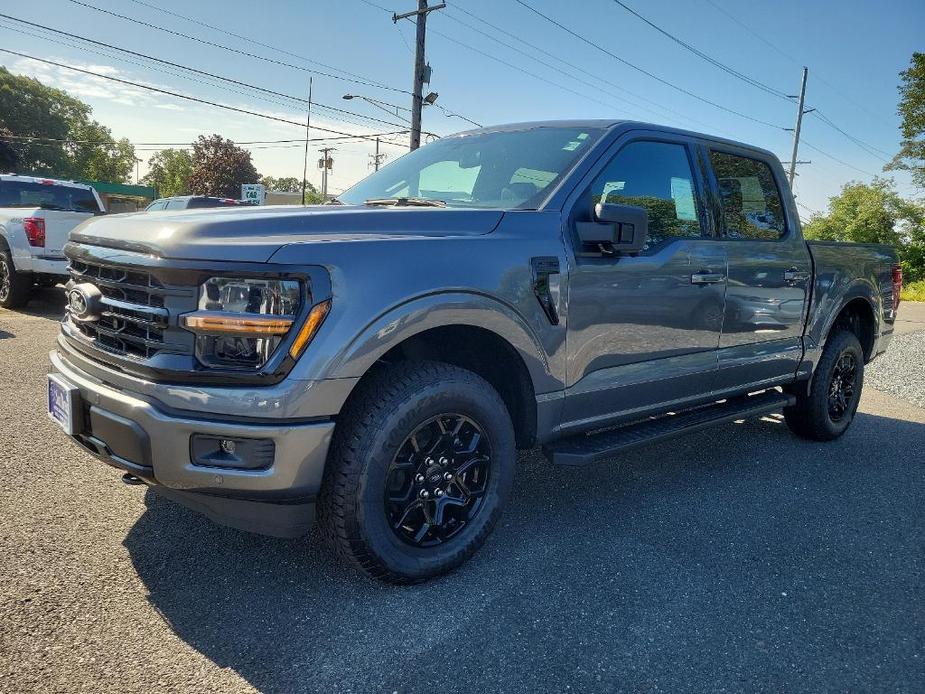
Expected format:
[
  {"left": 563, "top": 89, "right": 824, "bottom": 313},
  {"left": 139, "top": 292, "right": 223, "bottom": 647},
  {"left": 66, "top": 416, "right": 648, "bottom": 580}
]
[{"left": 1, "top": 292, "right": 923, "bottom": 694}]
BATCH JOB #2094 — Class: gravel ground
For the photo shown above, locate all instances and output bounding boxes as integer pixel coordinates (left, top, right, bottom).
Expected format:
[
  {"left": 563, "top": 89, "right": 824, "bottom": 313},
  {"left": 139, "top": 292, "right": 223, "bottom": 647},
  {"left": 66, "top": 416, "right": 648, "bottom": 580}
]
[
  {"left": 868, "top": 330, "right": 925, "bottom": 408},
  {"left": 1, "top": 291, "right": 924, "bottom": 694}
]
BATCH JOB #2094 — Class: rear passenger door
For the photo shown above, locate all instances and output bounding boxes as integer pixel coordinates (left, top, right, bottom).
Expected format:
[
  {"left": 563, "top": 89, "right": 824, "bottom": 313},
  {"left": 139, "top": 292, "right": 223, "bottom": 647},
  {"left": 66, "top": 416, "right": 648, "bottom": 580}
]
[{"left": 704, "top": 147, "right": 811, "bottom": 391}]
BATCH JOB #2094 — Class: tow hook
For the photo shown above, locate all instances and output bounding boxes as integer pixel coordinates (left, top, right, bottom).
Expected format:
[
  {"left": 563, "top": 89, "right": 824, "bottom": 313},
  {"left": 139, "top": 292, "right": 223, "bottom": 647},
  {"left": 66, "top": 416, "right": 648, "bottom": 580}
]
[{"left": 121, "top": 473, "right": 145, "bottom": 486}]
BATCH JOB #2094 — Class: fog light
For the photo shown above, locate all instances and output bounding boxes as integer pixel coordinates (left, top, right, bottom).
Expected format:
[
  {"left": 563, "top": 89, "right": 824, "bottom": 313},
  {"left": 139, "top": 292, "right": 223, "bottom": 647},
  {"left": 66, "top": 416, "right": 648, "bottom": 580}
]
[{"left": 191, "top": 435, "right": 274, "bottom": 470}]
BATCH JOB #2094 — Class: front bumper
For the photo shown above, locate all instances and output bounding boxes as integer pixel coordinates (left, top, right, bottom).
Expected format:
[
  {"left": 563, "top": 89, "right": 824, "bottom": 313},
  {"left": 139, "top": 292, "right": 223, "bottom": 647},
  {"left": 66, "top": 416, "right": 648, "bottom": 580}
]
[{"left": 51, "top": 350, "right": 336, "bottom": 537}]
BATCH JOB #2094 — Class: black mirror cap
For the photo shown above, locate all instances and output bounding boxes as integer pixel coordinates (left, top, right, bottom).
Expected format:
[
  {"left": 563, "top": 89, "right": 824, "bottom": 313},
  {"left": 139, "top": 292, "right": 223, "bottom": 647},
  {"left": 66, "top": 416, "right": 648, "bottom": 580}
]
[{"left": 575, "top": 202, "right": 648, "bottom": 253}]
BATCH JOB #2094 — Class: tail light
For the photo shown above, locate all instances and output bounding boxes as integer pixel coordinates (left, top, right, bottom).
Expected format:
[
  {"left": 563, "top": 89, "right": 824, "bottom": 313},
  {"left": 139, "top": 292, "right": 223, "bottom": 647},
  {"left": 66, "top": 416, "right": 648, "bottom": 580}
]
[
  {"left": 23, "top": 217, "right": 45, "bottom": 247},
  {"left": 891, "top": 264, "right": 903, "bottom": 311}
]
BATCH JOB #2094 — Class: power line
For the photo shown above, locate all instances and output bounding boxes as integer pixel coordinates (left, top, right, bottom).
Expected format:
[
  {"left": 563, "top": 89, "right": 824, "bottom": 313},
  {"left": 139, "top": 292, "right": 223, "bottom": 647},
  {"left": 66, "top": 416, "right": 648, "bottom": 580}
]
[
  {"left": 512, "top": 0, "right": 786, "bottom": 130},
  {"left": 0, "top": 14, "right": 413, "bottom": 132},
  {"left": 800, "top": 140, "right": 878, "bottom": 177},
  {"left": 0, "top": 48, "right": 415, "bottom": 146},
  {"left": 126, "top": 0, "right": 390, "bottom": 91},
  {"left": 67, "top": 0, "right": 411, "bottom": 95},
  {"left": 699, "top": 0, "right": 886, "bottom": 124},
  {"left": 440, "top": 9, "right": 701, "bottom": 128},
  {"left": 609, "top": 0, "right": 791, "bottom": 101},
  {"left": 446, "top": 4, "right": 710, "bottom": 128},
  {"left": 0, "top": 133, "right": 412, "bottom": 147},
  {"left": 810, "top": 109, "right": 892, "bottom": 161}
]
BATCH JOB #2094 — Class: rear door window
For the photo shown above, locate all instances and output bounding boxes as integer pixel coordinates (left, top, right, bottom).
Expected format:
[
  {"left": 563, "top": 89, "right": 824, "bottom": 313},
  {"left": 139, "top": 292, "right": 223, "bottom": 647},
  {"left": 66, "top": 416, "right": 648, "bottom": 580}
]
[
  {"left": 709, "top": 151, "right": 787, "bottom": 240},
  {"left": 0, "top": 181, "right": 101, "bottom": 213},
  {"left": 165, "top": 198, "right": 188, "bottom": 210}
]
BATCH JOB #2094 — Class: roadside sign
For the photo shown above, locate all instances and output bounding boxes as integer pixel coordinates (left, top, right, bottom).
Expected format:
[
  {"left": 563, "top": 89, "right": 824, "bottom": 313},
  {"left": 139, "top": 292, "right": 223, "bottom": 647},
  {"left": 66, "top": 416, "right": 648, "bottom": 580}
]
[{"left": 241, "top": 183, "right": 266, "bottom": 205}]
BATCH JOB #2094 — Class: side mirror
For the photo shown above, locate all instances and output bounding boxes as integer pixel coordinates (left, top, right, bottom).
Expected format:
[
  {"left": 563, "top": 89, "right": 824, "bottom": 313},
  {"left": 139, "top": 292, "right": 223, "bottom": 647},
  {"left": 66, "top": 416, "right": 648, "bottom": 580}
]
[{"left": 576, "top": 203, "right": 648, "bottom": 254}]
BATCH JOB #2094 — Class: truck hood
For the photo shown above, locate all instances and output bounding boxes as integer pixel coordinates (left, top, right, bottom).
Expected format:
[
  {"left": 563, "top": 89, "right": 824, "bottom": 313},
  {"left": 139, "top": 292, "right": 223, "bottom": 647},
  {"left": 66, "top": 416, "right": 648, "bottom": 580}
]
[{"left": 69, "top": 205, "right": 505, "bottom": 262}]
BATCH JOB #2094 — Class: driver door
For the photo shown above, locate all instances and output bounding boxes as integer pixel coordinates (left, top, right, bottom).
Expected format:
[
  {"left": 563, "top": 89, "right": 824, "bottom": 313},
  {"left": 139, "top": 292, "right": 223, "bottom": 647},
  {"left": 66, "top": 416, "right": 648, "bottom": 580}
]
[{"left": 562, "top": 136, "right": 726, "bottom": 432}]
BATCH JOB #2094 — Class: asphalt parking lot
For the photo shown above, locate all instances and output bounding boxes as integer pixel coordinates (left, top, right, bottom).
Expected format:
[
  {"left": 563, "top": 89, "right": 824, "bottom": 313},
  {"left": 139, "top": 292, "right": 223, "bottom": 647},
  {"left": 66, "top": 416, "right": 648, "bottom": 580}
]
[{"left": 1, "top": 292, "right": 923, "bottom": 694}]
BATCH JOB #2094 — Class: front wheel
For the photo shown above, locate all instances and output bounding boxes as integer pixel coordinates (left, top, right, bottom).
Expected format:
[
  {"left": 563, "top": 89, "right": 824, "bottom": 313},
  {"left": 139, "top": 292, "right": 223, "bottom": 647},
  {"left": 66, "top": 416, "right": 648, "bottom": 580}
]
[
  {"left": 784, "top": 330, "right": 864, "bottom": 441},
  {"left": 319, "top": 361, "right": 515, "bottom": 584}
]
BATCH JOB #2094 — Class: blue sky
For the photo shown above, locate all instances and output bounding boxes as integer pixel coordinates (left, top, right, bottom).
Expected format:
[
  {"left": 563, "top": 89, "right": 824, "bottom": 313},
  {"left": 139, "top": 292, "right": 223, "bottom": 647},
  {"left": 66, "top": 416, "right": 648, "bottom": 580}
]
[{"left": 0, "top": 0, "right": 921, "bottom": 213}]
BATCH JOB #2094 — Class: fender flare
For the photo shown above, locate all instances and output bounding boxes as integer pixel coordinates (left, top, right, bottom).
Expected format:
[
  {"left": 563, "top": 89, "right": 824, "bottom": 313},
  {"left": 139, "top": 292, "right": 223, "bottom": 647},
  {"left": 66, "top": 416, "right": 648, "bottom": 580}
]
[{"left": 325, "top": 290, "right": 559, "bottom": 394}]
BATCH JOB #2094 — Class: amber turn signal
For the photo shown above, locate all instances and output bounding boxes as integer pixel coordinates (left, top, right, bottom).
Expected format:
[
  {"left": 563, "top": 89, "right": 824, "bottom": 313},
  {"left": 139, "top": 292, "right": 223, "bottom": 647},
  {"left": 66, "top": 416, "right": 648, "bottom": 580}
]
[
  {"left": 289, "top": 300, "right": 331, "bottom": 359},
  {"left": 181, "top": 312, "right": 295, "bottom": 335}
]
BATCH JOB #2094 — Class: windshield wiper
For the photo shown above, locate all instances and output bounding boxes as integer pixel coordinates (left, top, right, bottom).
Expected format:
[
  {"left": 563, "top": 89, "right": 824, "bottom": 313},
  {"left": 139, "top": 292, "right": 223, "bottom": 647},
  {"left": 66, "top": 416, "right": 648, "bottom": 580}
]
[{"left": 364, "top": 197, "right": 446, "bottom": 208}]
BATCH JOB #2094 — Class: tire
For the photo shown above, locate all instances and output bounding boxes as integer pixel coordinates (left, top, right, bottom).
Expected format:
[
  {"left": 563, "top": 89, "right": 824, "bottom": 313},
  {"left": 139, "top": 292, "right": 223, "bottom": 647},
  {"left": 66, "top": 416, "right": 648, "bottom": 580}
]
[
  {"left": 784, "top": 329, "right": 864, "bottom": 441},
  {"left": 0, "top": 248, "right": 33, "bottom": 309},
  {"left": 319, "top": 360, "right": 515, "bottom": 584}
]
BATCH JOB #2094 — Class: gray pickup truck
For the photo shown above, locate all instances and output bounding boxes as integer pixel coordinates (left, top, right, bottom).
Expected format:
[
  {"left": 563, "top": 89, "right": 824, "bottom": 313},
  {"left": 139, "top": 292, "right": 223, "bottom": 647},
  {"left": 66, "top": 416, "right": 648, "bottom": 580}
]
[{"left": 48, "top": 121, "right": 902, "bottom": 583}]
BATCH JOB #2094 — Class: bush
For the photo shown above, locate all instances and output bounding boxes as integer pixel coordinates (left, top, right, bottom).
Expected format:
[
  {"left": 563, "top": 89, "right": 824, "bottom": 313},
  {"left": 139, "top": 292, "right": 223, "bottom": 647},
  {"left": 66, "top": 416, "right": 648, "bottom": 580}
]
[{"left": 901, "top": 279, "right": 925, "bottom": 302}]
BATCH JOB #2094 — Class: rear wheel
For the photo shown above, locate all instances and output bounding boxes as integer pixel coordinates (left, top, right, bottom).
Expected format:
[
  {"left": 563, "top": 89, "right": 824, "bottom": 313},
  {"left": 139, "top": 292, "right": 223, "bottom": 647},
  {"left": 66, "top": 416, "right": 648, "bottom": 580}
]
[
  {"left": 0, "top": 249, "right": 33, "bottom": 309},
  {"left": 319, "top": 361, "right": 515, "bottom": 584},
  {"left": 784, "top": 330, "right": 864, "bottom": 441}
]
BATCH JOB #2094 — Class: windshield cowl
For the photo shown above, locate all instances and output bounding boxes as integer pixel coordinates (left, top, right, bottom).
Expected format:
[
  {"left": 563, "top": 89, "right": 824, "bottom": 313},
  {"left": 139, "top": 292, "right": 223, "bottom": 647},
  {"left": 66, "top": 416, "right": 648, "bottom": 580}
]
[{"left": 365, "top": 197, "right": 446, "bottom": 208}]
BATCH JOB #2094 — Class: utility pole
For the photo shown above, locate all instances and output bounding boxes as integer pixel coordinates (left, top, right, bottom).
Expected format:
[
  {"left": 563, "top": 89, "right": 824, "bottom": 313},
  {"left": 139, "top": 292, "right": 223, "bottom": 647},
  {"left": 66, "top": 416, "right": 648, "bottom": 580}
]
[
  {"left": 393, "top": 1, "right": 445, "bottom": 150},
  {"left": 787, "top": 67, "right": 814, "bottom": 188},
  {"left": 301, "top": 77, "right": 313, "bottom": 205},
  {"left": 318, "top": 147, "right": 334, "bottom": 200},
  {"left": 370, "top": 137, "right": 387, "bottom": 171}
]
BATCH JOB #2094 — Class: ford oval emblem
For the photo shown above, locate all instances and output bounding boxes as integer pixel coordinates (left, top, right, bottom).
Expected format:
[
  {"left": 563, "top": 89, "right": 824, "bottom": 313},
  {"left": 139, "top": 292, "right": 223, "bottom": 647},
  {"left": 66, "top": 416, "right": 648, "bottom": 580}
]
[{"left": 67, "top": 283, "right": 103, "bottom": 322}]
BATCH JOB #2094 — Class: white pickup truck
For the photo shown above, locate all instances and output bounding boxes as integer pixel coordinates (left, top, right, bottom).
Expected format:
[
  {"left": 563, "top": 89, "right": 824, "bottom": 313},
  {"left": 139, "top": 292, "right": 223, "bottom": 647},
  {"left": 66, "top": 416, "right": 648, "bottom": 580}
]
[{"left": 0, "top": 175, "right": 105, "bottom": 308}]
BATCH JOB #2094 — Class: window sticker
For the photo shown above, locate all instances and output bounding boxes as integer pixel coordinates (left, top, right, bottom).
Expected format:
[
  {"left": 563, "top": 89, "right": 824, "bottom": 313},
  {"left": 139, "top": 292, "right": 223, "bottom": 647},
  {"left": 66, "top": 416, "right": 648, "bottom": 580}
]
[
  {"left": 670, "top": 177, "right": 697, "bottom": 221},
  {"left": 600, "top": 181, "right": 625, "bottom": 202}
]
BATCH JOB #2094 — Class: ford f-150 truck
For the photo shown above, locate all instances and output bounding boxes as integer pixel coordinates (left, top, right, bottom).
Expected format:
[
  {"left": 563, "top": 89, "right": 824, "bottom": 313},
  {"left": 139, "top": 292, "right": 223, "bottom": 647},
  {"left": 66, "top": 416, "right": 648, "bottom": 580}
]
[
  {"left": 1, "top": 175, "right": 105, "bottom": 308},
  {"left": 47, "top": 121, "right": 901, "bottom": 583}
]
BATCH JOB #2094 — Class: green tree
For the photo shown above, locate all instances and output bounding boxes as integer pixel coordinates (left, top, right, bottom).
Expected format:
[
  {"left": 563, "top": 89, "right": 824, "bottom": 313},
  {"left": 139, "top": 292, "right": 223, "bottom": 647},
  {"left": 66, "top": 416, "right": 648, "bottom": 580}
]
[
  {"left": 261, "top": 176, "right": 301, "bottom": 192},
  {"left": 0, "top": 128, "right": 17, "bottom": 170},
  {"left": 886, "top": 52, "right": 925, "bottom": 190},
  {"left": 142, "top": 149, "right": 193, "bottom": 197},
  {"left": 187, "top": 135, "right": 260, "bottom": 198},
  {"left": 0, "top": 67, "right": 136, "bottom": 181},
  {"left": 804, "top": 179, "right": 925, "bottom": 281}
]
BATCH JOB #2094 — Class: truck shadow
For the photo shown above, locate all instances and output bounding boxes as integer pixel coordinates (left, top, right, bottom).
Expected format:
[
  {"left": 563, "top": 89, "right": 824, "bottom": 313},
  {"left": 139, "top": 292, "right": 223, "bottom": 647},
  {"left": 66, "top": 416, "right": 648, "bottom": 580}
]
[
  {"left": 123, "top": 410, "right": 925, "bottom": 693},
  {"left": 5, "top": 287, "right": 67, "bottom": 320}
]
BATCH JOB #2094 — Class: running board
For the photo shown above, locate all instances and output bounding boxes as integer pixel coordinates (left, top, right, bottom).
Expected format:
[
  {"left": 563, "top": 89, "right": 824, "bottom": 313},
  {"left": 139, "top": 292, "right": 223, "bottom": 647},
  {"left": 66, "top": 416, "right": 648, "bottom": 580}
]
[{"left": 544, "top": 390, "right": 795, "bottom": 467}]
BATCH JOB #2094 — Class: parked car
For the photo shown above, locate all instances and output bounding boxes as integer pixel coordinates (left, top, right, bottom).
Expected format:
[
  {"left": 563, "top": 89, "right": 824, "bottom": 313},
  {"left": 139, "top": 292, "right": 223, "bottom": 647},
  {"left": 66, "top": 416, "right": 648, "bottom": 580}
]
[
  {"left": 145, "top": 195, "right": 244, "bottom": 211},
  {"left": 0, "top": 174, "right": 104, "bottom": 308},
  {"left": 48, "top": 121, "right": 901, "bottom": 583}
]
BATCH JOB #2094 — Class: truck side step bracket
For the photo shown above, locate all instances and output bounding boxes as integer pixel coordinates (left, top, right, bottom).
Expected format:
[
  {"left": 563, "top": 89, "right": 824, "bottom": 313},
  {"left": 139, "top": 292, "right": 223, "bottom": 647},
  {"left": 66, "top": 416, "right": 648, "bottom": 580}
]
[{"left": 544, "top": 390, "right": 796, "bottom": 466}]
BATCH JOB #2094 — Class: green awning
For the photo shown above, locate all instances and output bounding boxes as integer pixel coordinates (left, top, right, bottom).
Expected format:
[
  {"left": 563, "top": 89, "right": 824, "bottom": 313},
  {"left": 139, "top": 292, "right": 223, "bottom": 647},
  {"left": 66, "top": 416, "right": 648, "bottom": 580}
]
[{"left": 78, "top": 179, "right": 157, "bottom": 199}]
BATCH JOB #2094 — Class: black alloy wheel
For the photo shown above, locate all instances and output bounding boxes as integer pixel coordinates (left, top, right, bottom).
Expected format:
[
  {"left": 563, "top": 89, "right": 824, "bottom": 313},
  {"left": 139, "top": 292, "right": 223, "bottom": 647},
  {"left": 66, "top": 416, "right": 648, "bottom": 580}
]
[
  {"left": 827, "top": 352, "right": 858, "bottom": 422},
  {"left": 384, "top": 414, "right": 492, "bottom": 547},
  {"left": 784, "top": 329, "right": 864, "bottom": 441},
  {"left": 320, "top": 360, "right": 515, "bottom": 584}
]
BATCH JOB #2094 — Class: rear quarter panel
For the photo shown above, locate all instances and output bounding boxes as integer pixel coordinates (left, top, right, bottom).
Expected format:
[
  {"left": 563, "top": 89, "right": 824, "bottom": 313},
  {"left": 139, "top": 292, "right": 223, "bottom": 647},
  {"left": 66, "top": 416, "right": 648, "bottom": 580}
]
[{"left": 805, "top": 241, "right": 898, "bottom": 354}]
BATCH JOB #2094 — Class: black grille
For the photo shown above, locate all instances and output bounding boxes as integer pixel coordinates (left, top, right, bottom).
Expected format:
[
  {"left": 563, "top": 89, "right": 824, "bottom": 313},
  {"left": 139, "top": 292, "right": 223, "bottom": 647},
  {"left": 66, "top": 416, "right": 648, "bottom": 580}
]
[{"left": 67, "top": 259, "right": 186, "bottom": 360}]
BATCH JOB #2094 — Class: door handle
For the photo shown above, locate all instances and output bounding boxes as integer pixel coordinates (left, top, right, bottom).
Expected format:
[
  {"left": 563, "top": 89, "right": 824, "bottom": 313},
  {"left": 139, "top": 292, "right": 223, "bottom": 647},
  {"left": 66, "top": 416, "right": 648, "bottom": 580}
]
[
  {"left": 784, "top": 268, "right": 810, "bottom": 284},
  {"left": 691, "top": 272, "right": 726, "bottom": 285}
]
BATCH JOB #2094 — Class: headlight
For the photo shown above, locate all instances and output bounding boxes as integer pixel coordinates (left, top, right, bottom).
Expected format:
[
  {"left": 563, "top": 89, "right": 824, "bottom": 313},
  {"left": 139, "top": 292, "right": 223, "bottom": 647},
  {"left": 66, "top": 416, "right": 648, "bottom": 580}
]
[{"left": 180, "top": 277, "right": 328, "bottom": 369}]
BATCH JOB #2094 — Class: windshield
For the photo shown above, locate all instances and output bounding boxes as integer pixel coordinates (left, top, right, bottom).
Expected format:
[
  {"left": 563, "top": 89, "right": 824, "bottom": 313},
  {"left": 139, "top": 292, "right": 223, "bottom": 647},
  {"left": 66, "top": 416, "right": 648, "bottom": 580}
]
[
  {"left": 0, "top": 181, "right": 102, "bottom": 213},
  {"left": 338, "top": 126, "right": 605, "bottom": 210}
]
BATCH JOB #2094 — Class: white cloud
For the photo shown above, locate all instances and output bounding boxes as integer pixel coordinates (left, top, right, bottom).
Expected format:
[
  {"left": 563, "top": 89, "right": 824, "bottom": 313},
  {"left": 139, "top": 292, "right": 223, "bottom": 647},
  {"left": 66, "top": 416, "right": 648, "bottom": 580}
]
[{"left": 11, "top": 56, "right": 181, "bottom": 110}]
